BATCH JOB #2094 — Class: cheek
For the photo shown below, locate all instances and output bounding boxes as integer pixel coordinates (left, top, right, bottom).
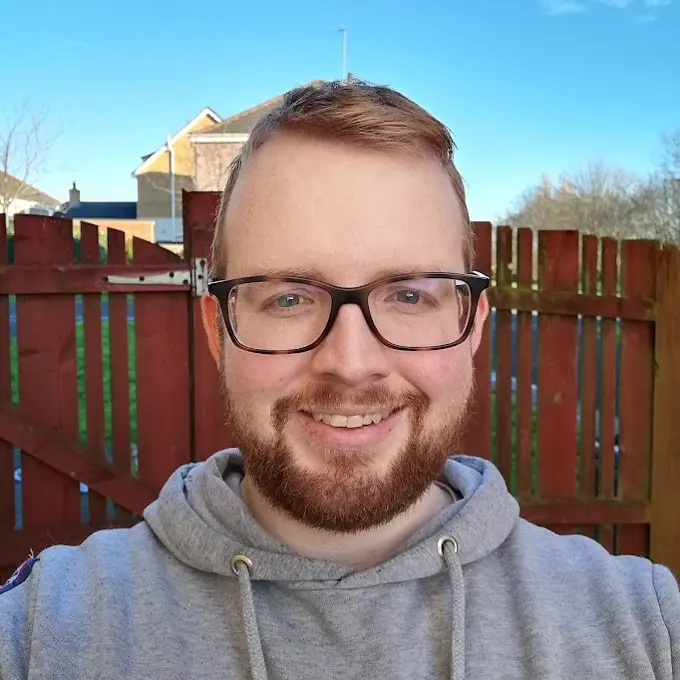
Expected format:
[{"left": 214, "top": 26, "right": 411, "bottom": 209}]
[
  {"left": 399, "top": 349, "right": 473, "bottom": 405},
  {"left": 222, "top": 348, "right": 307, "bottom": 416}
]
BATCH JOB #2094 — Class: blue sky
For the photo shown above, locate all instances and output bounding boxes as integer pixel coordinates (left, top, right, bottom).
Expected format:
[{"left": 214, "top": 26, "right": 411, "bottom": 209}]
[{"left": 4, "top": 0, "right": 679, "bottom": 220}]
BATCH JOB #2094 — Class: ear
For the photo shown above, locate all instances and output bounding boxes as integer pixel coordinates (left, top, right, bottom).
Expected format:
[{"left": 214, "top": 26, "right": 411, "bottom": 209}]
[
  {"left": 469, "top": 290, "right": 489, "bottom": 357},
  {"left": 200, "top": 293, "right": 223, "bottom": 367}
]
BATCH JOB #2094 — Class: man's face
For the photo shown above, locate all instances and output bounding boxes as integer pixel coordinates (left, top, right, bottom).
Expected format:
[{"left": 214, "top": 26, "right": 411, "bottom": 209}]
[{"left": 203, "top": 134, "right": 488, "bottom": 533}]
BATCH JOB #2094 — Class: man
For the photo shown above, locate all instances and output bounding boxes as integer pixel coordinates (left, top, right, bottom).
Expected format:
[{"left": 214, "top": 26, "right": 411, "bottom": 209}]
[{"left": 0, "top": 79, "right": 678, "bottom": 680}]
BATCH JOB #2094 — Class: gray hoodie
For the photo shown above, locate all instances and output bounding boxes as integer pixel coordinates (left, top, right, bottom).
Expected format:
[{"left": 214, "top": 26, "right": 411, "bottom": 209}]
[{"left": 0, "top": 449, "right": 678, "bottom": 679}]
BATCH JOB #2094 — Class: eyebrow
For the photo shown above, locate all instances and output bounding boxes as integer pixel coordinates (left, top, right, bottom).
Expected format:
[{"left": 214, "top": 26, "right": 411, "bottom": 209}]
[
  {"left": 255, "top": 267, "right": 326, "bottom": 280},
  {"left": 253, "top": 266, "right": 451, "bottom": 283}
]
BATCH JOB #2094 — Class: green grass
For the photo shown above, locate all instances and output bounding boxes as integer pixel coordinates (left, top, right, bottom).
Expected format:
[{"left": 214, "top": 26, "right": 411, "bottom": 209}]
[
  {"left": 490, "top": 391, "right": 540, "bottom": 497},
  {"left": 10, "top": 313, "right": 138, "bottom": 453},
  {"left": 75, "top": 315, "right": 138, "bottom": 450}
]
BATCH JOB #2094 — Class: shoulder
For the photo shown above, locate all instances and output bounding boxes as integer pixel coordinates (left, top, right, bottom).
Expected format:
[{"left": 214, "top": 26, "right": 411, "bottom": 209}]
[
  {"left": 35, "top": 521, "right": 167, "bottom": 593},
  {"left": 0, "top": 522, "right": 163, "bottom": 627},
  {"left": 509, "top": 517, "right": 675, "bottom": 588},
  {"left": 0, "top": 523, "right": 166, "bottom": 679},
  {"left": 0, "top": 555, "right": 43, "bottom": 678},
  {"left": 505, "top": 519, "right": 680, "bottom": 661}
]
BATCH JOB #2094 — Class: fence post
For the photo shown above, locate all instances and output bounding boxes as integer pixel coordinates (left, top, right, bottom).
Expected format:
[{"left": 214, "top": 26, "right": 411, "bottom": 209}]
[
  {"left": 649, "top": 243, "right": 680, "bottom": 577},
  {"left": 182, "top": 191, "right": 232, "bottom": 462}
]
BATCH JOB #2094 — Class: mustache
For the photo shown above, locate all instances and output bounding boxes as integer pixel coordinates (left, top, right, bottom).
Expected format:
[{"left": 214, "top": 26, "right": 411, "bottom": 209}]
[{"left": 271, "top": 384, "right": 429, "bottom": 429}]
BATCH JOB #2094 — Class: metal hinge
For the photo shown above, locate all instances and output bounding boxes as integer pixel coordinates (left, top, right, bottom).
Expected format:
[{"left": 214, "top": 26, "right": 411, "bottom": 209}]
[
  {"left": 104, "top": 257, "right": 208, "bottom": 297},
  {"left": 191, "top": 258, "right": 208, "bottom": 297},
  {"left": 105, "top": 271, "right": 191, "bottom": 287}
]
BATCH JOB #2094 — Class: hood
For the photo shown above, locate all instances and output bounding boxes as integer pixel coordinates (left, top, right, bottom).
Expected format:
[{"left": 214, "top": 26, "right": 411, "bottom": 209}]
[
  {"left": 144, "top": 449, "right": 520, "bottom": 680},
  {"left": 143, "top": 449, "right": 519, "bottom": 588}
]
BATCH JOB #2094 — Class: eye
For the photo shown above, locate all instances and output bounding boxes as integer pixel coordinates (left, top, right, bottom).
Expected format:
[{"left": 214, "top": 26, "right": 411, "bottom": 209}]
[
  {"left": 397, "top": 290, "right": 420, "bottom": 304},
  {"left": 277, "top": 293, "right": 300, "bottom": 308}
]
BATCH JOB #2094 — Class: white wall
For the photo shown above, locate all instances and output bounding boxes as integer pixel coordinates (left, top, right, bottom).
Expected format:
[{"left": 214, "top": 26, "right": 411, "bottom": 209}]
[
  {"left": 7, "top": 198, "right": 53, "bottom": 216},
  {"left": 153, "top": 217, "right": 183, "bottom": 243}
]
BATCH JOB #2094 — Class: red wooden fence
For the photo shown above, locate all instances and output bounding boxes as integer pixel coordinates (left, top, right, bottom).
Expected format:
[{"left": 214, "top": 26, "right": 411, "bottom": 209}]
[{"left": 1, "top": 191, "right": 679, "bottom": 583}]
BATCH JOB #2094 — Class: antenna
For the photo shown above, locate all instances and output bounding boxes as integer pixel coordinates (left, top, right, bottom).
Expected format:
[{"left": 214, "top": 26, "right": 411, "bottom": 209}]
[{"left": 338, "top": 28, "right": 347, "bottom": 80}]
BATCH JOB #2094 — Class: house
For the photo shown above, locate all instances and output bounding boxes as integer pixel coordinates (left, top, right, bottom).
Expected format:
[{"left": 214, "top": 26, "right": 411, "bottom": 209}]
[
  {"left": 133, "top": 108, "right": 222, "bottom": 243},
  {"left": 190, "top": 80, "right": 324, "bottom": 195},
  {"left": 0, "top": 172, "right": 61, "bottom": 216},
  {"left": 55, "top": 183, "right": 154, "bottom": 243},
  {"left": 133, "top": 81, "right": 321, "bottom": 243}
]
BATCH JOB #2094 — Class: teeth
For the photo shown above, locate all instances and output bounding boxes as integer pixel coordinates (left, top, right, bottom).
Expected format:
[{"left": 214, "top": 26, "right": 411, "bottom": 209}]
[{"left": 311, "top": 411, "right": 391, "bottom": 428}]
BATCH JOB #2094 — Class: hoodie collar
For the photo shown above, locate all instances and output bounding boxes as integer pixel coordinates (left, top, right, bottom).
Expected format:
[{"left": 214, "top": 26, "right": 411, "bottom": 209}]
[{"left": 144, "top": 449, "right": 519, "bottom": 588}]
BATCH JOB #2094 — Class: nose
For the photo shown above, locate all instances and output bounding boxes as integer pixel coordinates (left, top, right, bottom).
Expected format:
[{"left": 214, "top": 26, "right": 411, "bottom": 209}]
[{"left": 309, "top": 303, "right": 391, "bottom": 387}]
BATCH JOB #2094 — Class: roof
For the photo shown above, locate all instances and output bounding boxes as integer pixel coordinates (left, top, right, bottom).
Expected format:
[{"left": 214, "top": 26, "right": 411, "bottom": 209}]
[
  {"left": 55, "top": 202, "right": 137, "bottom": 219},
  {"left": 133, "top": 107, "right": 222, "bottom": 176},
  {"left": 0, "top": 172, "right": 60, "bottom": 207},
  {"left": 199, "top": 80, "right": 325, "bottom": 136}
]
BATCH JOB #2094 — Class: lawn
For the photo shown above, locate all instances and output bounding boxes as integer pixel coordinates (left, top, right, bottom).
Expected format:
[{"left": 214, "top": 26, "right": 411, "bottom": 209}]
[{"left": 9, "top": 297, "right": 138, "bottom": 456}]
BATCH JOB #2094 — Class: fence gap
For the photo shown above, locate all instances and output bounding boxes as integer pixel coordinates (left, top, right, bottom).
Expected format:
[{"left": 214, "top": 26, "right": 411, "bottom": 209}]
[
  {"left": 107, "top": 228, "right": 133, "bottom": 526},
  {"left": 81, "top": 222, "right": 107, "bottom": 526},
  {"left": 515, "top": 228, "right": 534, "bottom": 500},
  {"left": 0, "top": 215, "right": 14, "bottom": 539},
  {"left": 126, "top": 293, "right": 138, "bottom": 477}
]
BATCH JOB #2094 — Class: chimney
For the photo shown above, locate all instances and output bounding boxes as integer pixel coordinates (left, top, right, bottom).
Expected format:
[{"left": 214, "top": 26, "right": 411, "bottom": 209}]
[{"left": 69, "top": 182, "right": 81, "bottom": 207}]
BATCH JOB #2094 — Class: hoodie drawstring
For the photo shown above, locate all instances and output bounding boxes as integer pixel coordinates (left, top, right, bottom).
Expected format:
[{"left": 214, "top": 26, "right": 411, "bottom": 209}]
[
  {"left": 231, "top": 554, "right": 269, "bottom": 680},
  {"left": 437, "top": 536, "right": 466, "bottom": 680},
  {"left": 231, "top": 535, "right": 465, "bottom": 680}
]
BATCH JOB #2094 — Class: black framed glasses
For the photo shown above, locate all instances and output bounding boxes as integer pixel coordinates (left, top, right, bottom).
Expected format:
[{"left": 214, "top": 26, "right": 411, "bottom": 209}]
[{"left": 208, "top": 271, "right": 490, "bottom": 354}]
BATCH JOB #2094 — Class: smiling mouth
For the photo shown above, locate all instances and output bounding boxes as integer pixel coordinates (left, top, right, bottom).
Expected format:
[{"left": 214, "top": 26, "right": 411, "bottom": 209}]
[{"left": 304, "top": 410, "right": 396, "bottom": 429}]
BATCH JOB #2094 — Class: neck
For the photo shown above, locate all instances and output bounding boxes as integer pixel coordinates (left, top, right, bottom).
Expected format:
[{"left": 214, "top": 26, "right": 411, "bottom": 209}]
[{"left": 241, "top": 478, "right": 453, "bottom": 571}]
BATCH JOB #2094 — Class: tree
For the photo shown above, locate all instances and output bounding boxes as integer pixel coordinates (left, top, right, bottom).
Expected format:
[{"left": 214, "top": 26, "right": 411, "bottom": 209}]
[
  {"left": 629, "top": 176, "right": 680, "bottom": 244},
  {"left": 648, "top": 131, "right": 680, "bottom": 242},
  {"left": 504, "top": 161, "right": 653, "bottom": 239},
  {"left": 660, "top": 130, "right": 680, "bottom": 179},
  {"left": 0, "top": 101, "right": 56, "bottom": 214}
]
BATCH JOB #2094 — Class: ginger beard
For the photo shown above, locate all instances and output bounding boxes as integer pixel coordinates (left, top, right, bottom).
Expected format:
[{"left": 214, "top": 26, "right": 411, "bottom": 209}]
[{"left": 222, "top": 366, "right": 475, "bottom": 534}]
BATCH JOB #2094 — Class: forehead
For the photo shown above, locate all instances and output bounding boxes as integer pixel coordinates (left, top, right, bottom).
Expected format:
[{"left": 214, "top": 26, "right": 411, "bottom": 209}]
[{"left": 223, "top": 134, "right": 466, "bottom": 285}]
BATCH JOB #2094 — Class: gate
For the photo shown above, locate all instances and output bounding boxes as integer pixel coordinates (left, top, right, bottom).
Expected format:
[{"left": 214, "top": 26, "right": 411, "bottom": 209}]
[{"left": 0, "top": 195, "right": 228, "bottom": 582}]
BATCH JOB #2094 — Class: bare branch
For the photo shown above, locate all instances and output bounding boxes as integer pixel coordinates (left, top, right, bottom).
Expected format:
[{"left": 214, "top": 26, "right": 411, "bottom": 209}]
[
  {"left": 504, "top": 158, "right": 679, "bottom": 243},
  {"left": 0, "top": 99, "right": 58, "bottom": 213}
]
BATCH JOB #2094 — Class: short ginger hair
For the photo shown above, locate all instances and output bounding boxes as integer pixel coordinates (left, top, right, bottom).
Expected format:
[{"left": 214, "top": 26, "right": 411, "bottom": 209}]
[{"left": 210, "top": 79, "right": 474, "bottom": 280}]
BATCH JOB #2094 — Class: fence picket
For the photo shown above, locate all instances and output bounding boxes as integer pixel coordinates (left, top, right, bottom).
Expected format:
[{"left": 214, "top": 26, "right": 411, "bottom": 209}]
[
  {"left": 650, "top": 244, "right": 680, "bottom": 574},
  {"left": 463, "top": 222, "right": 492, "bottom": 460},
  {"left": 580, "top": 235, "right": 598, "bottom": 501},
  {"left": 537, "top": 231, "right": 580, "bottom": 507},
  {"left": 133, "top": 238, "right": 190, "bottom": 488},
  {"left": 495, "top": 226, "right": 514, "bottom": 484},
  {"left": 183, "top": 191, "right": 232, "bottom": 461},
  {"left": 13, "top": 215, "right": 82, "bottom": 541},
  {"left": 618, "top": 240, "right": 656, "bottom": 557}
]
